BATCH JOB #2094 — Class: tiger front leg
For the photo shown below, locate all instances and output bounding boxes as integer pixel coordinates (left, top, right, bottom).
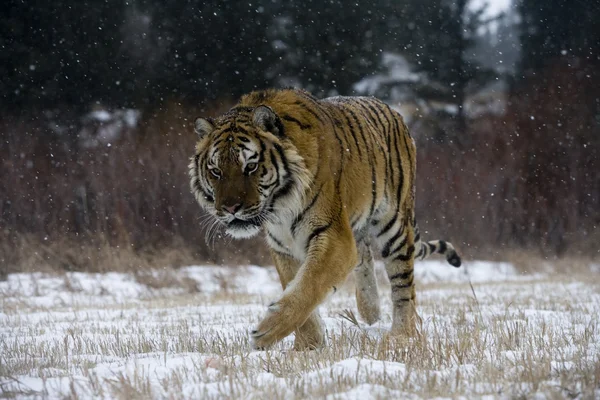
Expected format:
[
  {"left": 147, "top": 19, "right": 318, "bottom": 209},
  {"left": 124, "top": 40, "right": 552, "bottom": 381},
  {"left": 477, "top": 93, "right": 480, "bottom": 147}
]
[
  {"left": 270, "top": 250, "right": 325, "bottom": 350},
  {"left": 252, "top": 217, "right": 357, "bottom": 350}
]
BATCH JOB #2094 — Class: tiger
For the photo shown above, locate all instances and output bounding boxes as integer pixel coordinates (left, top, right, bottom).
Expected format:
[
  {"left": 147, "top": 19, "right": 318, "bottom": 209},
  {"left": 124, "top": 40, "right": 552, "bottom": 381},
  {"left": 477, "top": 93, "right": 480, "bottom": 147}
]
[{"left": 189, "top": 88, "right": 461, "bottom": 350}]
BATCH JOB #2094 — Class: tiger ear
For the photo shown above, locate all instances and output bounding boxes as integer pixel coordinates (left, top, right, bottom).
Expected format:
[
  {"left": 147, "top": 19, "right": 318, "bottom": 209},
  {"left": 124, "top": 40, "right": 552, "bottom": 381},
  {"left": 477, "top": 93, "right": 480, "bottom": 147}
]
[
  {"left": 194, "top": 117, "right": 214, "bottom": 138},
  {"left": 253, "top": 105, "right": 284, "bottom": 137}
]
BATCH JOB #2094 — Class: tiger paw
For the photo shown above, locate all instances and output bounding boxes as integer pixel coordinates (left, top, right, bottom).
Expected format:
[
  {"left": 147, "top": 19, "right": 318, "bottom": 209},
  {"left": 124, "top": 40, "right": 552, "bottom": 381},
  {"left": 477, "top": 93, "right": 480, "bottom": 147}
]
[
  {"left": 293, "top": 312, "right": 325, "bottom": 350},
  {"left": 251, "top": 298, "right": 306, "bottom": 350}
]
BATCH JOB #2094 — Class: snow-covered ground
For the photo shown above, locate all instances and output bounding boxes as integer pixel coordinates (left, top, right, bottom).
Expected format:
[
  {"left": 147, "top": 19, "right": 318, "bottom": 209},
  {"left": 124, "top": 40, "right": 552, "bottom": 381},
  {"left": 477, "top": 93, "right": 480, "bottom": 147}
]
[{"left": 1, "top": 261, "right": 599, "bottom": 399}]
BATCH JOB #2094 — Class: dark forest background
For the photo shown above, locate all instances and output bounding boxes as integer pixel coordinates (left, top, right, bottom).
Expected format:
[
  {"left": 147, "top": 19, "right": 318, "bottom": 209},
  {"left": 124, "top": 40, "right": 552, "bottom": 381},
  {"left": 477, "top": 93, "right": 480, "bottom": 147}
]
[{"left": 1, "top": 0, "right": 599, "bottom": 273}]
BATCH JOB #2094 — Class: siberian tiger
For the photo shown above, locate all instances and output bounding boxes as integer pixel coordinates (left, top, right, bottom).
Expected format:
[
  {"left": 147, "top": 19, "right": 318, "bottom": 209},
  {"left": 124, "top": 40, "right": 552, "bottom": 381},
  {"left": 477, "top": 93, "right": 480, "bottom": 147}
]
[{"left": 189, "top": 88, "right": 461, "bottom": 350}]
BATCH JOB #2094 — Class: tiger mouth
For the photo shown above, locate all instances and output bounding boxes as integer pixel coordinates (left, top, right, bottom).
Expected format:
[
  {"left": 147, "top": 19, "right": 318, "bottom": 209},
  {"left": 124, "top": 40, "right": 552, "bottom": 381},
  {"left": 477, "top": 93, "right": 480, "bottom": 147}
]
[{"left": 227, "top": 215, "right": 263, "bottom": 229}]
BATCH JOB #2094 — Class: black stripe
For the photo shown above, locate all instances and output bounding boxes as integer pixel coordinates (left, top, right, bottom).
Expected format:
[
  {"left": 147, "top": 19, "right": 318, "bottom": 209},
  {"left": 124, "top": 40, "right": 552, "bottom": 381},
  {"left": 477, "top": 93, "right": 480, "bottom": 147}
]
[
  {"left": 346, "top": 107, "right": 370, "bottom": 155},
  {"left": 393, "top": 120, "right": 404, "bottom": 216},
  {"left": 295, "top": 90, "right": 325, "bottom": 112},
  {"left": 219, "top": 126, "right": 235, "bottom": 134},
  {"left": 229, "top": 106, "right": 254, "bottom": 114},
  {"left": 294, "top": 100, "right": 325, "bottom": 124},
  {"left": 392, "top": 279, "right": 413, "bottom": 291},
  {"left": 332, "top": 114, "right": 355, "bottom": 164},
  {"left": 267, "top": 232, "right": 286, "bottom": 250},
  {"left": 438, "top": 240, "right": 447, "bottom": 254},
  {"left": 396, "top": 115, "right": 413, "bottom": 188},
  {"left": 384, "top": 103, "right": 403, "bottom": 222},
  {"left": 319, "top": 105, "right": 345, "bottom": 193},
  {"left": 196, "top": 183, "right": 214, "bottom": 203},
  {"left": 269, "top": 149, "right": 281, "bottom": 189},
  {"left": 383, "top": 103, "right": 402, "bottom": 194},
  {"left": 259, "top": 167, "right": 269, "bottom": 178},
  {"left": 389, "top": 270, "right": 412, "bottom": 281},
  {"left": 369, "top": 162, "right": 377, "bottom": 217},
  {"left": 365, "top": 100, "right": 393, "bottom": 207},
  {"left": 291, "top": 184, "right": 323, "bottom": 234},
  {"left": 360, "top": 99, "right": 386, "bottom": 134},
  {"left": 354, "top": 100, "right": 381, "bottom": 132},
  {"left": 331, "top": 124, "right": 345, "bottom": 188},
  {"left": 274, "top": 116, "right": 285, "bottom": 137},
  {"left": 236, "top": 142, "right": 253, "bottom": 152},
  {"left": 282, "top": 114, "right": 311, "bottom": 130},
  {"left": 192, "top": 174, "right": 214, "bottom": 203},
  {"left": 273, "top": 143, "right": 289, "bottom": 171},
  {"left": 258, "top": 139, "right": 266, "bottom": 161},
  {"left": 384, "top": 114, "right": 393, "bottom": 201},
  {"left": 306, "top": 222, "right": 333, "bottom": 250},
  {"left": 270, "top": 143, "right": 295, "bottom": 203},
  {"left": 381, "top": 228, "right": 405, "bottom": 258},
  {"left": 393, "top": 245, "right": 415, "bottom": 261},
  {"left": 339, "top": 109, "right": 362, "bottom": 159},
  {"left": 270, "top": 179, "right": 294, "bottom": 205},
  {"left": 193, "top": 154, "right": 214, "bottom": 203},
  {"left": 388, "top": 234, "right": 408, "bottom": 259},
  {"left": 221, "top": 125, "right": 251, "bottom": 135},
  {"left": 212, "top": 137, "right": 226, "bottom": 147},
  {"left": 428, "top": 243, "right": 436, "bottom": 253},
  {"left": 259, "top": 181, "right": 277, "bottom": 191},
  {"left": 377, "top": 215, "right": 397, "bottom": 238}
]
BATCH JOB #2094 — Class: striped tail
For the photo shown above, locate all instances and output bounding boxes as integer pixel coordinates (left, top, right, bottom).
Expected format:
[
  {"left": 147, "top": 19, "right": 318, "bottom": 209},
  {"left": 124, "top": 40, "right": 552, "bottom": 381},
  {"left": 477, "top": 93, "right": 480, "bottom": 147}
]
[{"left": 414, "top": 221, "right": 462, "bottom": 267}]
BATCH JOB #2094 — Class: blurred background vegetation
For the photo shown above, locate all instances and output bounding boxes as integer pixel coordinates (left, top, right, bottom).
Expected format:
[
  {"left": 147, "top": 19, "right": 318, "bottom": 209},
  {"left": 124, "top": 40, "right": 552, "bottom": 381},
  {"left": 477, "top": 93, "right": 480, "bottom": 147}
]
[{"left": 1, "top": 0, "right": 599, "bottom": 273}]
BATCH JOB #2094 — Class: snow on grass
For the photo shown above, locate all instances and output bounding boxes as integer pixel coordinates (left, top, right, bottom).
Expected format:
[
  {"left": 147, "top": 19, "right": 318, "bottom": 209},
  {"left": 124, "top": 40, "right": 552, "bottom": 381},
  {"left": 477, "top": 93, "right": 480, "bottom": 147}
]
[{"left": 1, "top": 260, "right": 599, "bottom": 399}]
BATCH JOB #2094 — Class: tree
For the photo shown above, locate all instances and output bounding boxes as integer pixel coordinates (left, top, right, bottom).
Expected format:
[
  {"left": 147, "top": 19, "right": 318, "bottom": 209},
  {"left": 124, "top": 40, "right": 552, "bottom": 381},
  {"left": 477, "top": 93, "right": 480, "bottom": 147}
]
[
  {"left": 132, "top": 0, "right": 277, "bottom": 105},
  {"left": 509, "top": 0, "right": 600, "bottom": 253},
  {"left": 0, "top": 0, "right": 129, "bottom": 111},
  {"left": 517, "top": 0, "right": 600, "bottom": 78},
  {"left": 414, "top": 0, "right": 496, "bottom": 136},
  {"left": 267, "top": 1, "right": 382, "bottom": 96}
]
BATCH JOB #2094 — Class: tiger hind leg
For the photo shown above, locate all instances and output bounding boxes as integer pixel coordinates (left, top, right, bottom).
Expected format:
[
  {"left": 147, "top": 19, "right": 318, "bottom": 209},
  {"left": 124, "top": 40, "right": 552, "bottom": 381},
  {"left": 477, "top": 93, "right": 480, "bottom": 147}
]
[
  {"left": 353, "top": 239, "right": 381, "bottom": 325},
  {"left": 374, "top": 214, "right": 419, "bottom": 336}
]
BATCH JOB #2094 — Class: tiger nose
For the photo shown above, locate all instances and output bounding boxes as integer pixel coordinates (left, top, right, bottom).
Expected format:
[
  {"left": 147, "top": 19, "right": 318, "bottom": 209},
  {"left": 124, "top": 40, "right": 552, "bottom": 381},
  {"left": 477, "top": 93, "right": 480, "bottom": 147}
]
[{"left": 223, "top": 203, "right": 242, "bottom": 215}]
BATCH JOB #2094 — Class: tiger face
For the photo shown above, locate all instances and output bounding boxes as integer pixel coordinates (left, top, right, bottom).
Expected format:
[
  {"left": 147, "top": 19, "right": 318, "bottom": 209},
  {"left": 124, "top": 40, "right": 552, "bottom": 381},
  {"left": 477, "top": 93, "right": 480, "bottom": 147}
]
[{"left": 189, "top": 106, "right": 307, "bottom": 239}]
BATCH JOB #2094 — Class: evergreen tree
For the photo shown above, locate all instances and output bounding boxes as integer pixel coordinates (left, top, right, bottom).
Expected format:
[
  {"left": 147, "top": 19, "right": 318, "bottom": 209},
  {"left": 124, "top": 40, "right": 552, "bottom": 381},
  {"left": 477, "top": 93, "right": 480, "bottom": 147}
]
[
  {"left": 134, "top": 0, "right": 277, "bottom": 104},
  {"left": 268, "top": 1, "right": 382, "bottom": 96},
  {"left": 511, "top": 0, "right": 600, "bottom": 252},
  {"left": 0, "top": 0, "right": 128, "bottom": 111},
  {"left": 413, "top": 0, "right": 494, "bottom": 134},
  {"left": 517, "top": 0, "right": 600, "bottom": 78}
]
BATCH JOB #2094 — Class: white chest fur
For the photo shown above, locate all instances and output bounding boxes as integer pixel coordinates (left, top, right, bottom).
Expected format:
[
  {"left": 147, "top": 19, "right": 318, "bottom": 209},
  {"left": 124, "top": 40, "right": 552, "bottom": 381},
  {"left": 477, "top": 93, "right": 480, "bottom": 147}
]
[{"left": 265, "top": 217, "right": 308, "bottom": 261}]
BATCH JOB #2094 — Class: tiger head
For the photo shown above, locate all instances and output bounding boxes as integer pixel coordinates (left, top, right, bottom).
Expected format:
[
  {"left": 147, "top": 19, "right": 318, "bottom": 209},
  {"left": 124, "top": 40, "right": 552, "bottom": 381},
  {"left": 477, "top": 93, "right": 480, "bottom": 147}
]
[{"left": 189, "top": 105, "right": 310, "bottom": 239}]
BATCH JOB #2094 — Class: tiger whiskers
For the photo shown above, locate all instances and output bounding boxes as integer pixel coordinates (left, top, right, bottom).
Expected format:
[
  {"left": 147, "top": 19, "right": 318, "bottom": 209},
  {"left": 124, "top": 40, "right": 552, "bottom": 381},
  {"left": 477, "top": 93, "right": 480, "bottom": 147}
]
[{"left": 204, "top": 218, "right": 224, "bottom": 248}]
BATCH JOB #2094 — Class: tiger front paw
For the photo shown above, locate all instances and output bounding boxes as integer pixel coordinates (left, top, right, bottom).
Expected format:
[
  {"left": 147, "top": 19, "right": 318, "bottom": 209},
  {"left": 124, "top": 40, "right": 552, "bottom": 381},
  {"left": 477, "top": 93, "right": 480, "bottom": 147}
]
[{"left": 251, "top": 298, "right": 308, "bottom": 350}]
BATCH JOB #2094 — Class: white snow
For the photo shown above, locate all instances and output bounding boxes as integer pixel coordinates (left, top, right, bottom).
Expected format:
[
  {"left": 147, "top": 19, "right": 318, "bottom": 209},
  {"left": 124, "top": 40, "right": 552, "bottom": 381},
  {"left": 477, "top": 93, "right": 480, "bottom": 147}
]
[
  {"left": 353, "top": 52, "right": 421, "bottom": 97},
  {"left": 1, "top": 260, "right": 599, "bottom": 399},
  {"left": 78, "top": 108, "right": 141, "bottom": 148}
]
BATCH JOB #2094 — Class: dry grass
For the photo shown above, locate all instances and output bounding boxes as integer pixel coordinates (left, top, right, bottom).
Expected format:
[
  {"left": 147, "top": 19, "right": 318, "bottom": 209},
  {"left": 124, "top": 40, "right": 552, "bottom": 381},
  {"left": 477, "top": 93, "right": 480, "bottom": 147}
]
[
  {"left": 1, "top": 264, "right": 599, "bottom": 399},
  {"left": 0, "top": 234, "right": 270, "bottom": 278}
]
